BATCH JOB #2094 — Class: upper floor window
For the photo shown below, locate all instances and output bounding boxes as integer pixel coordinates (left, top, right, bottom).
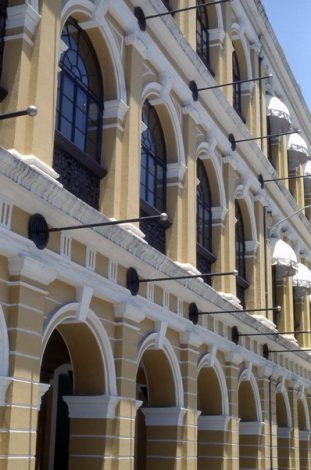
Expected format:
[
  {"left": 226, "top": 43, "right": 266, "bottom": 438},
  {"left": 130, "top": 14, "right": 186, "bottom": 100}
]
[
  {"left": 161, "top": 0, "right": 172, "bottom": 10},
  {"left": 0, "top": 0, "right": 7, "bottom": 100},
  {"left": 196, "top": 160, "right": 215, "bottom": 280},
  {"left": 53, "top": 18, "right": 105, "bottom": 209},
  {"left": 232, "top": 49, "right": 242, "bottom": 117},
  {"left": 235, "top": 201, "right": 248, "bottom": 306},
  {"left": 196, "top": 1, "right": 211, "bottom": 71},
  {"left": 140, "top": 100, "right": 168, "bottom": 253}
]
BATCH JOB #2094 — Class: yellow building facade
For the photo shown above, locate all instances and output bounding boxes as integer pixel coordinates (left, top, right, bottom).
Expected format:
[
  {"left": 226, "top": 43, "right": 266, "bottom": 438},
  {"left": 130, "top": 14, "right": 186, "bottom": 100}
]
[{"left": 0, "top": 0, "right": 311, "bottom": 468}]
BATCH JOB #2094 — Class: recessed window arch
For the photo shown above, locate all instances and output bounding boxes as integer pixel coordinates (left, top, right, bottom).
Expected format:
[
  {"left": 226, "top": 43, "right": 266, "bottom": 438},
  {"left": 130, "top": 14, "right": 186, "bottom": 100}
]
[
  {"left": 53, "top": 17, "right": 105, "bottom": 209},
  {"left": 0, "top": 0, "right": 7, "bottom": 100},
  {"left": 140, "top": 99, "right": 169, "bottom": 254},
  {"left": 196, "top": 0, "right": 211, "bottom": 71},
  {"left": 232, "top": 47, "right": 242, "bottom": 117},
  {"left": 235, "top": 201, "right": 248, "bottom": 306},
  {"left": 196, "top": 159, "right": 215, "bottom": 281}
]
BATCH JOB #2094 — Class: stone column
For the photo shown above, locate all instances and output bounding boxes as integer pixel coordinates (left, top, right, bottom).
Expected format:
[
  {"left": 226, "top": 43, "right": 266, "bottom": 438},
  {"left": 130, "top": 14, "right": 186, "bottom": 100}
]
[{"left": 2, "top": 256, "right": 55, "bottom": 469}]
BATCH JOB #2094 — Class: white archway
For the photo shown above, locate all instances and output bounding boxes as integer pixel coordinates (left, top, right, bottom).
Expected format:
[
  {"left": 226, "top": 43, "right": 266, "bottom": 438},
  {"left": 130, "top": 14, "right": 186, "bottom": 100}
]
[
  {"left": 198, "top": 353, "right": 229, "bottom": 416},
  {"left": 42, "top": 303, "right": 117, "bottom": 396}
]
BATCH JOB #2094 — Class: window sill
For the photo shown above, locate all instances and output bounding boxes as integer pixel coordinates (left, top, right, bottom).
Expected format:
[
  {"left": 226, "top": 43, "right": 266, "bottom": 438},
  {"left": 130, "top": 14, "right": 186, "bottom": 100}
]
[{"left": 55, "top": 131, "right": 107, "bottom": 178}]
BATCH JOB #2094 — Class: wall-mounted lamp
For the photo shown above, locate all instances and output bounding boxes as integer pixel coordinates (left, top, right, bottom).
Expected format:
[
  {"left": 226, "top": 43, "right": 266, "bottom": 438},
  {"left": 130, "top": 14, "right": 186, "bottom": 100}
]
[
  {"left": 189, "top": 303, "right": 280, "bottom": 325},
  {"left": 28, "top": 212, "right": 168, "bottom": 250},
  {"left": 229, "top": 129, "right": 298, "bottom": 152},
  {"left": 0, "top": 105, "right": 37, "bottom": 120},
  {"left": 258, "top": 173, "right": 311, "bottom": 189},
  {"left": 231, "top": 323, "right": 308, "bottom": 345},
  {"left": 134, "top": 0, "right": 231, "bottom": 31},
  {"left": 126, "top": 267, "right": 237, "bottom": 297},
  {"left": 189, "top": 75, "right": 272, "bottom": 102}
]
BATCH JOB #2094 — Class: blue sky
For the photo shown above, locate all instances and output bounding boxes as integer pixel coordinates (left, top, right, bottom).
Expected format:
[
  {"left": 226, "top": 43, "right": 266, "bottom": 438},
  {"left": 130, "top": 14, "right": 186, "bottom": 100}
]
[{"left": 261, "top": 0, "right": 311, "bottom": 112}]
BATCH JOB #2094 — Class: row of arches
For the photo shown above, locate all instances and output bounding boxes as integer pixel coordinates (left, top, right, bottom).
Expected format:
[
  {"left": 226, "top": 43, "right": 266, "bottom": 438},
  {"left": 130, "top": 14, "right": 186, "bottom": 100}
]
[{"left": 1, "top": 301, "right": 310, "bottom": 468}]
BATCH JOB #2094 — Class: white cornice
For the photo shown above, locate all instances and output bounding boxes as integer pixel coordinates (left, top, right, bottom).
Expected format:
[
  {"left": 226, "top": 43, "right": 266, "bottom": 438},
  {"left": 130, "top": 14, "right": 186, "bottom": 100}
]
[
  {"left": 8, "top": 256, "right": 56, "bottom": 285},
  {"left": 63, "top": 395, "right": 120, "bottom": 420}
]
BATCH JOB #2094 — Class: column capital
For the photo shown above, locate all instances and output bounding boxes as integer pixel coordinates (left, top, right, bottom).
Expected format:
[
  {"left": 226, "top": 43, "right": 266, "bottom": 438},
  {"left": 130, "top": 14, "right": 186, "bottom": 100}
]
[{"left": 8, "top": 255, "right": 56, "bottom": 285}]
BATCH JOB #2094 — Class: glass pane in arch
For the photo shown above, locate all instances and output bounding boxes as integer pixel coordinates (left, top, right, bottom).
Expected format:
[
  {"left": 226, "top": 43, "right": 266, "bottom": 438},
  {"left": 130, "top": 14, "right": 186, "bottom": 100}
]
[
  {"left": 196, "top": 160, "right": 212, "bottom": 251},
  {"left": 232, "top": 48, "right": 242, "bottom": 117},
  {"left": 196, "top": 0, "right": 211, "bottom": 70},
  {"left": 140, "top": 100, "right": 167, "bottom": 212},
  {"left": 235, "top": 201, "right": 248, "bottom": 305},
  {"left": 56, "top": 17, "right": 103, "bottom": 161}
]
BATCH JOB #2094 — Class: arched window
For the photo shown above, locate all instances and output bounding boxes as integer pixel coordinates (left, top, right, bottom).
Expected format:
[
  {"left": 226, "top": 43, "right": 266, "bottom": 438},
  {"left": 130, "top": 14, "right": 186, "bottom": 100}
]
[
  {"left": 235, "top": 201, "right": 248, "bottom": 306},
  {"left": 196, "top": 1, "right": 211, "bottom": 71},
  {"left": 54, "top": 18, "right": 105, "bottom": 209},
  {"left": 161, "top": 0, "right": 172, "bottom": 10},
  {"left": 0, "top": 0, "right": 8, "bottom": 100},
  {"left": 232, "top": 48, "right": 242, "bottom": 117},
  {"left": 196, "top": 160, "right": 215, "bottom": 281},
  {"left": 140, "top": 100, "right": 168, "bottom": 253}
]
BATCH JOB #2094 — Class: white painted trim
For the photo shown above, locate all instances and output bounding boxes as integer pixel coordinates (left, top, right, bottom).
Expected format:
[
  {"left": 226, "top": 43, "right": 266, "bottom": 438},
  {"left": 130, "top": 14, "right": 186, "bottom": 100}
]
[
  {"left": 137, "top": 333, "right": 184, "bottom": 408},
  {"left": 142, "top": 407, "right": 187, "bottom": 427},
  {"left": 0, "top": 376, "right": 11, "bottom": 406},
  {"left": 0, "top": 306, "right": 9, "bottom": 377},
  {"left": 239, "top": 370, "right": 263, "bottom": 422},
  {"left": 239, "top": 421, "right": 264, "bottom": 435},
  {"left": 42, "top": 305, "right": 117, "bottom": 397},
  {"left": 198, "top": 415, "right": 230, "bottom": 431},
  {"left": 277, "top": 426, "right": 292, "bottom": 439},
  {"left": 276, "top": 384, "right": 293, "bottom": 428},
  {"left": 198, "top": 354, "right": 230, "bottom": 417},
  {"left": 63, "top": 394, "right": 119, "bottom": 419},
  {"left": 299, "top": 430, "right": 310, "bottom": 441},
  {"left": 8, "top": 256, "right": 56, "bottom": 285},
  {"left": 114, "top": 302, "right": 145, "bottom": 323}
]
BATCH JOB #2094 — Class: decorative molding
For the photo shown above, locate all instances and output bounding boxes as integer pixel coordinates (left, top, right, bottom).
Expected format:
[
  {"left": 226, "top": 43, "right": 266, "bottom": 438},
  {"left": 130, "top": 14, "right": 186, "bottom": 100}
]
[
  {"left": 198, "top": 415, "right": 230, "bottom": 431},
  {"left": 180, "top": 330, "right": 203, "bottom": 348},
  {"left": 8, "top": 256, "right": 56, "bottom": 285},
  {"left": 103, "top": 99, "right": 129, "bottom": 125},
  {"left": 60, "top": 234, "right": 72, "bottom": 259},
  {"left": 0, "top": 199, "right": 12, "bottom": 229},
  {"left": 124, "top": 33, "right": 148, "bottom": 59},
  {"left": 299, "top": 430, "right": 310, "bottom": 441},
  {"left": 38, "top": 382, "right": 51, "bottom": 407},
  {"left": 63, "top": 395, "right": 120, "bottom": 420},
  {"left": 277, "top": 426, "right": 292, "bottom": 439},
  {"left": 6, "top": 4, "right": 41, "bottom": 47},
  {"left": 155, "top": 321, "right": 168, "bottom": 348},
  {"left": 114, "top": 302, "right": 145, "bottom": 323},
  {"left": 76, "top": 286, "right": 94, "bottom": 322},
  {"left": 240, "top": 421, "right": 264, "bottom": 435},
  {"left": 167, "top": 162, "right": 187, "bottom": 184},
  {"left": 142, "top": 407, "right": 187, "bottom": 426},
  {"left": 0, "top": 376, "right": 11, "bottom": 406},
  {"left": 8, "top": 150, "right": 59, "bottom": 182}
]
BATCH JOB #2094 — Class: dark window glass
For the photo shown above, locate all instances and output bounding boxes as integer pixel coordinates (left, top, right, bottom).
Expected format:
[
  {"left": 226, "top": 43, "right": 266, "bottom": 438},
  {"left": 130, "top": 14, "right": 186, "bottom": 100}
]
[
  {"left": 140, "top": 100, "right": 167, "bottom": 253},
  {"left": 53, "top": 18, "right": 105, "bottom": 209},
  {"left": 232, "top": 49, "right": 242, "bottom": 117},
  {"left": 196, "top": 160, "right": 215, "bottom": 283},
  {"left": 235, "top": 201, "right": 248, "bottom": 306},
  {"left": 0, "top": 0, "right": 7, "bottom": 96},
  {"left": 196, "top": 1, "right": 211, "bottom": 70},
  {"left": 56, "top": 18, "right": 103, "bottom": 161},
  {"left": 161, "top": 0, "right": 172, "bottom": 10}
]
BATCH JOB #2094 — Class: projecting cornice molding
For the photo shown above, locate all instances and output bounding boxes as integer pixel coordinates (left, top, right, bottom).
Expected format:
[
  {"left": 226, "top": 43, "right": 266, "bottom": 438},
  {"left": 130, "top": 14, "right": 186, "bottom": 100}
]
[
  {"left": 6, "top": 4, "right": 41, "bottom": 47},
  {"left": 8, "top": 256, "right": 56, "bottom": 285}
]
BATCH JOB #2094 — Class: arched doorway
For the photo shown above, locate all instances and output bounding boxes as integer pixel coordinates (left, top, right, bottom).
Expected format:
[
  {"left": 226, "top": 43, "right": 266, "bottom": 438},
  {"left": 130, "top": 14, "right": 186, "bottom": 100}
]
[
  {"left": 297, "top": 396, "right": 310, "bottom": 469},
  {"left": 36, "top": 318, "right": 108, "bottom": 470},
  {"left": 238, "top": 377, "right": 262, "bottom": 469},
  {"left": 135, "top": 345, "right": 183, "bottom": 469},
  {"left": 276, "top": 391, "right": 291, "bottom": 469},
  {"left": 197, "top": 365, "right": 227, "bottom": 469},
  {"left": 35, "top": 330, "right": 72, "bottom": 469}
]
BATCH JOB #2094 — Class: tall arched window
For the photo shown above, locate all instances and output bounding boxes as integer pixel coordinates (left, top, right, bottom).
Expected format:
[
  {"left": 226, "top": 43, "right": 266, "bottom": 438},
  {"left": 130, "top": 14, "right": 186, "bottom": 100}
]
[
  {"left": 0, "top": 0, "right": 8, "bottom": 100},
  {"left": 196, "top": 160, "right": 215, "bottom": 282},
  {"left": 232, "top": 48, "right": 242, "bottom": 117},
  {"left": 235, "top": 201, "right": 248, "bottom": 306},
  {"left": 54, "top": 18, "right": 105, "bottom": 209},
  {"left": 196, "top": 1, "right": 211, "bottom": 71},
  {"left": 140, "top": 100, "right": 168, "bottom": 253}
]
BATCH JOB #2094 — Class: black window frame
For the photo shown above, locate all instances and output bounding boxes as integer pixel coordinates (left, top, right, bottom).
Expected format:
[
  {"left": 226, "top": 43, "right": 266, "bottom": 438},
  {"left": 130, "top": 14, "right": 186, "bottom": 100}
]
[
  {"left": 196, "top": 159, "right": 215, "bottom": 281},
  {"left": 235, "top": 201, "right": 249, "bottom": 306},
  {"left": 140, "top": 100, "right": 170, "bottom": 254},
  {"left": 53, "top": 17, "right": 106, "bottom": 209},
  {"left": 196, "top": 1, "right": 213, "bottom": 74},
  {"left": 232, "top": 48, "right": 243, "bottom": 119}
]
